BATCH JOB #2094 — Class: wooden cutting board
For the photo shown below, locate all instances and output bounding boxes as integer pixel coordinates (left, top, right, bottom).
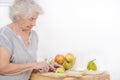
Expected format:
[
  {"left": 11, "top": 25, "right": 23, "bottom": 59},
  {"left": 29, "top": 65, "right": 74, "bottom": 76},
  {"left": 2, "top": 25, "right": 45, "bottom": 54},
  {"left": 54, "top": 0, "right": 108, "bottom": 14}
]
[
  {"left": 30, "top": 71, "right": 83, "bottom": 80},
  {"left": 29, "top": 71, "right": 110, "bottom": 80}
]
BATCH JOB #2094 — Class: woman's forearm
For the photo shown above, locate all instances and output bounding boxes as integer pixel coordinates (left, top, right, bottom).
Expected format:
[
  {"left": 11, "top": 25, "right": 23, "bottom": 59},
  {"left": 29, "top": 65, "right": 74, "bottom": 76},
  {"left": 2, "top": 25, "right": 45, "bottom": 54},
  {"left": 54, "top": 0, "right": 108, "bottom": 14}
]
[{"left": 0, "top": 63, "right": 35, "bottom": 76}]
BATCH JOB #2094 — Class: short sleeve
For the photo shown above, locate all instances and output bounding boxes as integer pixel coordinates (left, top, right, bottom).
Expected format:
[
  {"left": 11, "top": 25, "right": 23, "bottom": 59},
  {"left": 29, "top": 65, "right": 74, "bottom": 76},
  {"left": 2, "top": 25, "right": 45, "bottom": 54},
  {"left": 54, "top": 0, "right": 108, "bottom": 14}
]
[{"left": 0, "top": 34, "right": 12, "bottom": 54}]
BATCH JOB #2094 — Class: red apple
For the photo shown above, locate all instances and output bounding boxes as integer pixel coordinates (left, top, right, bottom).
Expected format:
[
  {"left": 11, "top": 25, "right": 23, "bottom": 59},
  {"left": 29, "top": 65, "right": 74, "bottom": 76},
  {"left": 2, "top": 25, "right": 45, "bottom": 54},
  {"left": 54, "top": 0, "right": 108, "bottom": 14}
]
[{"left": 55, "top": 54, "right": 65, "bottom": 65}]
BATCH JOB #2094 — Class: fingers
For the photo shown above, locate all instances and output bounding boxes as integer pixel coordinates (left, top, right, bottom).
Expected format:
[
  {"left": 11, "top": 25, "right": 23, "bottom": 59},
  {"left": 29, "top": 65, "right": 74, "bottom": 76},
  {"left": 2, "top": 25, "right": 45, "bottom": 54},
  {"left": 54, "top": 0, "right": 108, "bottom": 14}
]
[
  {"left": 32, "top": 69, "right": 39, "bottom": 73},
  {"left": 48, "top": 63, "right": 64, "bottom": 72},
  {"left": 32, "top": 62, "right": 48, "bottom": 73},
  {"left": 54, "top": 62, "right": 63, "bottom": 68},
  {"left": 44, "top": 65, "right": 50, "bottom": 72},
  {"left": 53, "top": 62, "right": 65, "bottom": 71},
  {"left": 49, "top": 64, "right": 56, "bottom": 71},
  {"left": 39, "top": 69, "right": 44, "bottom": 73}
]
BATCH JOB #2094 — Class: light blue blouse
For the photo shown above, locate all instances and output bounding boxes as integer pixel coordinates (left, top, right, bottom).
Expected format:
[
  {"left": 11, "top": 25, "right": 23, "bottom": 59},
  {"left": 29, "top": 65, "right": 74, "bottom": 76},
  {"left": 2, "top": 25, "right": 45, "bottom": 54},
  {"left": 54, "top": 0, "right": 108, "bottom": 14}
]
[{"left": 0, "top": 26, "right": 38, "bottom": 80}]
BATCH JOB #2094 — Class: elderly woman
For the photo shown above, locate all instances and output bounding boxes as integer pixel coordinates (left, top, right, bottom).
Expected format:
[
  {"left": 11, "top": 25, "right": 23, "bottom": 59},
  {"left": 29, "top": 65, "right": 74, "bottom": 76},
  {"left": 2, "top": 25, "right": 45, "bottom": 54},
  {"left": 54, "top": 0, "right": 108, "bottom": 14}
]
[{"left": 0, "top": 0, "right": 61, "bottom": 80}]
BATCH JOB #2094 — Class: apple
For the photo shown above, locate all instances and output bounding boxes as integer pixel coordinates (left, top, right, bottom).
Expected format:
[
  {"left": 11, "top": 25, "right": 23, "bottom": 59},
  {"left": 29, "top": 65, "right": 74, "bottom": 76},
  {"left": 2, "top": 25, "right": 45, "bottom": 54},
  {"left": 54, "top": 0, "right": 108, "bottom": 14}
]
[
  {"left": 62, "top": 58, "right": 75, "bottom": 70},
  {"left": 62, "top": 53, "right": 76, "bottom": 70},
  {"left": 62, "top": 60, "right": 72, "bottom": 70},
  {"left": 65, "top": 53, "right": 75, "bottom": 62},
  {"left": 55, "top": 68, "right": 65, "bottom": 73},
  {"left": 55, "top": 54, "right": 65, "bottom": 65}
]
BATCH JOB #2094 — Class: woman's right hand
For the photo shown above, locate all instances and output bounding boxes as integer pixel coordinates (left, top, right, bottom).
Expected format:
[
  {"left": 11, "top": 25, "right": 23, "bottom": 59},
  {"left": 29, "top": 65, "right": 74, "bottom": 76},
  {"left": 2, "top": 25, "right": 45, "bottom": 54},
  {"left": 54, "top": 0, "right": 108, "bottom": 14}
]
[{"left": 32, "top": 61, "right": 51, "bottom": 73}]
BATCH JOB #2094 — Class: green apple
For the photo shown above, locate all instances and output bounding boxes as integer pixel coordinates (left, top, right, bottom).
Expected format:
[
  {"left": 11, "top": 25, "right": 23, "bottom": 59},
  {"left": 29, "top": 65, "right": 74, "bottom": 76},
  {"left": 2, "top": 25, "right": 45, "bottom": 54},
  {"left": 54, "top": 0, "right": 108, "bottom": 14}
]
[
  {"left": 55, "top": 68, "right": 65, "bottom": 73},
  {"left": 62, "top": 59, "right": 75, "bottom": 70}
]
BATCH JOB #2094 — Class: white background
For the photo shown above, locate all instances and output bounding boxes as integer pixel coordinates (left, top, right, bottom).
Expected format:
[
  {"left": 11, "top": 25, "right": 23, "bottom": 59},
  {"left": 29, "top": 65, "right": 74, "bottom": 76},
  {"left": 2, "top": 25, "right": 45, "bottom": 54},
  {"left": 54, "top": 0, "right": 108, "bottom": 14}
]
[{"left": 0, "top": 0, "right": 120, "bottom": 80}]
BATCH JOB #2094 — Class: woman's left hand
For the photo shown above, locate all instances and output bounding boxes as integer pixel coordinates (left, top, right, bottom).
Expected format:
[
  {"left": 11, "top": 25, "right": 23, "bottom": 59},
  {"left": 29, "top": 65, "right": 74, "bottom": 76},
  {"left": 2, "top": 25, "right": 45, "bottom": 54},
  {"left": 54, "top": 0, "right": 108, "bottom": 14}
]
[{"left": 49, "top": 62, "right": 64, "bottom": 72}]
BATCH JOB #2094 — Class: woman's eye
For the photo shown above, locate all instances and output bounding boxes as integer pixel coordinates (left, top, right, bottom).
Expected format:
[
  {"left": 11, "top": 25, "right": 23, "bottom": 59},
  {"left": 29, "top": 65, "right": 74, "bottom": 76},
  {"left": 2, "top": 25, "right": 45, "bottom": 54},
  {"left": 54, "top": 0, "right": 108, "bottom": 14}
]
[
  {"left": 29, "top": 18, "right": 37, "bottom": 21},
  {"left": 29, "top": 18, "right": 33, "bottom": 21}
]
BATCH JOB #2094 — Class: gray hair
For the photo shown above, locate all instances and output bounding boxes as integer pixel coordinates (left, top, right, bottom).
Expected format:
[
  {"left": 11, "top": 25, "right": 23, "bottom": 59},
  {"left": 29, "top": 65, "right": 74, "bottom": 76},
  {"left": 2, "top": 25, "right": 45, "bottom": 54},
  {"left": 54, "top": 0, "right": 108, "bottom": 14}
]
[{"left": 9, "top": 0, "right": 43, "bottom": 21}]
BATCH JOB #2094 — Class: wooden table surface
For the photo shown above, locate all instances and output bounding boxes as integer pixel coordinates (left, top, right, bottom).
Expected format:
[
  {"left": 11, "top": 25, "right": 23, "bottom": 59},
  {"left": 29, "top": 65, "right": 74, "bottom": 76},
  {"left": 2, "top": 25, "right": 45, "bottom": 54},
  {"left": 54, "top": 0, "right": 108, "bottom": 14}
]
[{"left": 29, "top": 71, "right": 110, "bottom": 80}]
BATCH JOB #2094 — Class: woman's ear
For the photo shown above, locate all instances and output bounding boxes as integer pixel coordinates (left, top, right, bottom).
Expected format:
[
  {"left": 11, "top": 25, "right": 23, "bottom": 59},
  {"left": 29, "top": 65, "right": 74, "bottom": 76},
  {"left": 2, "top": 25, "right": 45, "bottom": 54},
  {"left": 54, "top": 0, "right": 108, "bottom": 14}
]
[{"left": 13, "top": 15, "right": 20, "bottom": 22}]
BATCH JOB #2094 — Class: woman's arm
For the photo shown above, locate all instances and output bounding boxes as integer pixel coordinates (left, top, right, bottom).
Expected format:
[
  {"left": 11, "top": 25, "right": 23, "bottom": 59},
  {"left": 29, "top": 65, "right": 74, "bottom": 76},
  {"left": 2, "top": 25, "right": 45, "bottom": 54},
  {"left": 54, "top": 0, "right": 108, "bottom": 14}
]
[{"left": 0, "top": 47, "right": 35, "bottom": 75}]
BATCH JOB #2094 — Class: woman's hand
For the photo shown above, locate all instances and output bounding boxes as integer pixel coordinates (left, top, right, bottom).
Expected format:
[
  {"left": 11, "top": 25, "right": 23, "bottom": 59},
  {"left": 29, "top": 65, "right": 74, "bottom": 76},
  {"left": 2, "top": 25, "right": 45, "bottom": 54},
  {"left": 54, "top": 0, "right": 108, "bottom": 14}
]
[
  {"left": 33, "top": 61, "right": 51, "bottom": 73},
  {"left": 53, "top": 62, "right": 64, "bottom": 68},
  {"left": 32, "top": 62, "right": 64, "bottom": 73},
  {"left": 49, "top": 62, "right": 64, "bottom": 72}
]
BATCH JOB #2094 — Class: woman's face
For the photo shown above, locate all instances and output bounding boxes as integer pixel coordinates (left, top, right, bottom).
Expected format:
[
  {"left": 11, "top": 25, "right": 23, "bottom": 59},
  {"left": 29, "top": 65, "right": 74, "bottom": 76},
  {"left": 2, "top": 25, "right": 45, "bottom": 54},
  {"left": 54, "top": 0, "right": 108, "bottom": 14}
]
[{"left": 17, "top": 12, "right": 39, "bottom": 31}]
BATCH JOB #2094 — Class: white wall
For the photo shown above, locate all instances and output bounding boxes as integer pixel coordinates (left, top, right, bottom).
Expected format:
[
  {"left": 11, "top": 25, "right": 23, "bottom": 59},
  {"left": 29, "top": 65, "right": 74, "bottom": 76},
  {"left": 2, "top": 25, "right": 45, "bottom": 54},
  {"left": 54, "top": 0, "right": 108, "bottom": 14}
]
[{"left": 0, "top": 0, "right": 120, "bottom": 80}]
